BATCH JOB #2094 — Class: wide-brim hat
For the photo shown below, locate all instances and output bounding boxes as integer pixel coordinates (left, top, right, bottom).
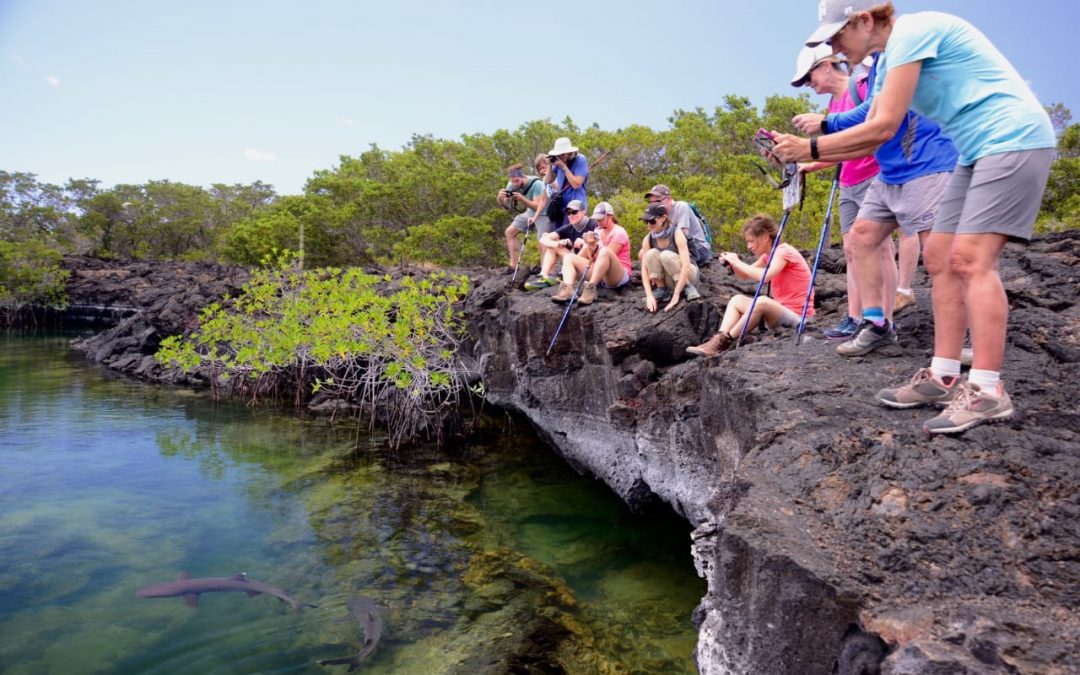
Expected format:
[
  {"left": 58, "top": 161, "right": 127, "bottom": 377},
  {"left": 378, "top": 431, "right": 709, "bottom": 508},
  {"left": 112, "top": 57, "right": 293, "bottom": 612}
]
[
  {"left": 791, "top": 44, "right": 839, "bottom": 87},
  {"left": 549, "top": 137, "right": 578, "bottom": 155}
]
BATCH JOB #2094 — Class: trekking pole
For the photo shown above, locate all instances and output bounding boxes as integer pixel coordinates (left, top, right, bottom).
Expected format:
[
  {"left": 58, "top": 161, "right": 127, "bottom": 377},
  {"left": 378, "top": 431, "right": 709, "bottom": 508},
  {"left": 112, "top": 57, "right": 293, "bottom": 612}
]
[
  {"left": 546, "top": 245, "right": 597, "bottom": 356},
  {"left": 736, "top": 208, "right": 793, "bottom": 348},
  {"left": 510, "top": 221, "right": 533, "bottom": 285},
  {"left": 796, "top": 165, "right": 841, "bottom": 344}
]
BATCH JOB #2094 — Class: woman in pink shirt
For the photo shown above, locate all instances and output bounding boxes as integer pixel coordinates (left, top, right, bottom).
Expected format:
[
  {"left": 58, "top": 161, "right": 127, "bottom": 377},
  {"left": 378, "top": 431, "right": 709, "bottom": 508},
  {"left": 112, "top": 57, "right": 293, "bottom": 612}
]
[
  {"left": 687, "top": 214, "right": 814, "bottom": 357},
  {"left": 790, "top": 44, "right": 898, "bottom": 341},
  {"left": 551, "top": 201, "right": 632, "bottom": 306}
]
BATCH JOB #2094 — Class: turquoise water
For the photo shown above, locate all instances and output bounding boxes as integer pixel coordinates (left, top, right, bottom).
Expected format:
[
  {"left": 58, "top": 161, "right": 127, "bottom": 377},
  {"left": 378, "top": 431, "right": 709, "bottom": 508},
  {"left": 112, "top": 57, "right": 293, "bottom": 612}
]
[{"left": 0, "top": 333, "right": 703, "bottom": 674}]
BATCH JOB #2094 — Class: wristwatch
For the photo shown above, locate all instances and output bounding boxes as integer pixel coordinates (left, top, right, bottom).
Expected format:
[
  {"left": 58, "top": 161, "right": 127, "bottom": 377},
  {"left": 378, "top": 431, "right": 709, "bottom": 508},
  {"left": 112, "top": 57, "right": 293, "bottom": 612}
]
[{"left": 820, "top": 117, "right": 829, "bottom": 135}]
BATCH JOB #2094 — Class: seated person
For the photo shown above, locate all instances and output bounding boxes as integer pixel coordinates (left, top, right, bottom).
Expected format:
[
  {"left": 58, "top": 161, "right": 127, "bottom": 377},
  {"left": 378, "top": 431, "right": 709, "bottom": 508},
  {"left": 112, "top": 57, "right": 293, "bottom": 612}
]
[
  {"left": 524, "top": 200, "right": 597, "bottom": 291},
  {"left": 552, "top": 202, "right": 632, "bottom": 305},
  {"left": 638, "top": 203, "right": 701, "bottom": 313},
  {"left": 687, "top": 214, "right": 815, "bottom": 356}
]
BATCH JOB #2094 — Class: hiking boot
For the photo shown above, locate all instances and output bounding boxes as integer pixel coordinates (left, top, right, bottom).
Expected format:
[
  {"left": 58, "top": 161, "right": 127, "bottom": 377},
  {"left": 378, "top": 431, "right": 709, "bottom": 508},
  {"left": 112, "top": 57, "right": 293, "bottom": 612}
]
[
  {"left": 686, "top": 332, "right": 733, "bottom": 357},
  {"left": 894, "top": 291, "right": 915, "bottom": 314},
  {"left": 652, "top": 287, "right": 672, "bottom": 304},
  {"left": 577, "top": 281, "right": 598, "bottom": 305},
  {"left": 836, "top": 320, "right": 897, "bottom": 356},
  {"left": 923, "top": 381, "right": 1014, "bottom": 434},
  {"left": 551, "top": 282, "right": 575, "bottom": 303},
  {"left": 524, "top": 275, "right": 558, "bottom": 291},
  {"left": 683, "top": 284, "right": 701, "bottom": 301},
  {"left": 823, "top": 316, "right": 859, "bottom": 340},
  {"left": 876, "top": 368, "right": 960, "bottom": 409}
]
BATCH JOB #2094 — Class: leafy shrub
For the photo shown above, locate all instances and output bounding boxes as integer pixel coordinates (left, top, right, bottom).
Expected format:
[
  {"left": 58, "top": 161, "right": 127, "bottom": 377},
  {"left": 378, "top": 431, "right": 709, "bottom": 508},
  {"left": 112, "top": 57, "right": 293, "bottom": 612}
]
[
  {"left": 0, "top": 239, "right": 69, "bottom": 324},
  {"left": 156, "top": 259, "right": 472, "bottom": 448},
  {"left": 393, "top": 214, "right": 501, "bottom": 267}
]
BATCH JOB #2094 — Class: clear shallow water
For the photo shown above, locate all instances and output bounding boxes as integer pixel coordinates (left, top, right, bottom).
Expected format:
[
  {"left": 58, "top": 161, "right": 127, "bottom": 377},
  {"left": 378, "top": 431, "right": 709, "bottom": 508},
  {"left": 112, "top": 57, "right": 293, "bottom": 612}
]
[{"left": 0, "top": 332, "right": 703, "bottom": 674}]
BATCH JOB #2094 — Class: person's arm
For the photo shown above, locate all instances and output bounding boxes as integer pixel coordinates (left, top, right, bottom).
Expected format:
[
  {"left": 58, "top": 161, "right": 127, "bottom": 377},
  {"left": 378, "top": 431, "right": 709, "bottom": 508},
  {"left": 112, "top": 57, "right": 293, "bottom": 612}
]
[
  {"left": 773, "top": 62, "right": 920, "bottom": 163},
  {"left": 529, "top": 189, "right": 547, "bottom": 225},
  {"left": 723, "top": 248, "right": 789, "bottom": 282},
  {"left": 558, "top": 155, "right": 588, "bottom": 189},
  {"left": 497, "top": 180, "right": 514, "bottom": 208},
  {"left": 516, "top": 182, "right": 542, "bottom": 211}
]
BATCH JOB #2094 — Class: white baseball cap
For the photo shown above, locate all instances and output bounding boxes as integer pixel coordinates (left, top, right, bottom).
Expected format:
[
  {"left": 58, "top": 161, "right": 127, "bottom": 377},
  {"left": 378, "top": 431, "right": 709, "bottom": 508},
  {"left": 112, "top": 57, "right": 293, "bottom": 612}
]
[{"left": 791, "top": 44, "right": 839, "bottom": 87}]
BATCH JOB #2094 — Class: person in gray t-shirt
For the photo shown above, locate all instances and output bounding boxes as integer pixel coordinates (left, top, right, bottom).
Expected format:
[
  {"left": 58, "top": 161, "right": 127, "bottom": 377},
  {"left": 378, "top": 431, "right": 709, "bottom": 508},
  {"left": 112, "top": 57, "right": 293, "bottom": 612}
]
[{"left": 644, "top": 184, "right": 712, "bottom": 266}]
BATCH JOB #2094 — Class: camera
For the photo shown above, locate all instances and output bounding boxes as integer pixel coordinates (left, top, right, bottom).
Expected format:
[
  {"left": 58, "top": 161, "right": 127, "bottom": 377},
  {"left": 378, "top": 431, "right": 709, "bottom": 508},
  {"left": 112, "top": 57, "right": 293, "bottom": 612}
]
[{"left": 547, "top": 155, "right": 558, "bottom": 164}]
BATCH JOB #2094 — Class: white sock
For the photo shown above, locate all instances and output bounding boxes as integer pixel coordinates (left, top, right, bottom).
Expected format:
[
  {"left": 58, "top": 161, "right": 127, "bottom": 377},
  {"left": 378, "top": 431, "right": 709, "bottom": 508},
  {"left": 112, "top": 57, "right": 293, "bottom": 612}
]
[
  {"left": 968, "top": 369, "right": 1001, "bottom": 392},
  {"left": 930, "top": 357, "right": 961, "bottom": 382},
  {"left": 897, "top": 287, "right": 913, "bottom": 297}
]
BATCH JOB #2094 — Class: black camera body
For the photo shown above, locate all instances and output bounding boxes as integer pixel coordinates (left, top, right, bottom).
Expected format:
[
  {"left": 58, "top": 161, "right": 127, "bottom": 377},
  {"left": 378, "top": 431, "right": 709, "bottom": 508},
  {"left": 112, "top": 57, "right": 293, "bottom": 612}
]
[{"left": 547, "top": 155, "right": 558, "bottom": 164}]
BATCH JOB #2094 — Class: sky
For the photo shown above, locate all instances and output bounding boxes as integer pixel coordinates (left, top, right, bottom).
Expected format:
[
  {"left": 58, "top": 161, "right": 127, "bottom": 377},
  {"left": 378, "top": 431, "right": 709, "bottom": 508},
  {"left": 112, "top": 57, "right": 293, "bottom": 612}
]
[{"left": 2, "top": 0, "right": 1078, "bottom": 196}]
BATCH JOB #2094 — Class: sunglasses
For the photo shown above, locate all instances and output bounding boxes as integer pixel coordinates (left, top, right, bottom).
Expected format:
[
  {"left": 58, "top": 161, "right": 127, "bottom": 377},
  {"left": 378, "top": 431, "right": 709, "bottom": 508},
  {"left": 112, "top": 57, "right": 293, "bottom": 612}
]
[
  {"left": 565, "top": 209, "right": 580, "bottom": 215},
  {"left": 644, "top": 217, "right": 658, "bottom": 224}
]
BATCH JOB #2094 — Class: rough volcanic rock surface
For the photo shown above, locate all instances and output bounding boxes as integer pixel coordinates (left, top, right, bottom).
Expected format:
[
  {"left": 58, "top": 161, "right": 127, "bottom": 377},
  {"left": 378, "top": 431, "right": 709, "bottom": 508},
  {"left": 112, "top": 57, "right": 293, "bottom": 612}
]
[
  {"left": 466, "top": 233, "right": 1080, "bottom": 675},
  {"left": 64, "top": 256, "right": 250, "bottom": 384}
]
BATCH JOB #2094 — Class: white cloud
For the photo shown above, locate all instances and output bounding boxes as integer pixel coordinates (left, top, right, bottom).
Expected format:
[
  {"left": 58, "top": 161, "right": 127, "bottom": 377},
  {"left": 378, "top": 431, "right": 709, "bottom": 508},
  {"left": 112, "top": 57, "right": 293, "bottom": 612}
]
[
  {"left": 46, "top": 76, "right": 60, "bottom": 88},
  {"left": 244, "top": 148, "right": 277, "bottom": 162},
  {"left": 336, "top": 117, "right": 358, "bottom": 127}
]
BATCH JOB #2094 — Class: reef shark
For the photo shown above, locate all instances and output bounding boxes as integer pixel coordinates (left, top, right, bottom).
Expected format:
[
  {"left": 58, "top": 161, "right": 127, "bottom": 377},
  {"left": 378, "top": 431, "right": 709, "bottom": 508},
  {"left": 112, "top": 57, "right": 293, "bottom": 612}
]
[
  {"left": 317, "top": 596, "right": 384, "bottom": 671},
  {"left": 135, "top": 571, "right": 316, "bottom": 611}
]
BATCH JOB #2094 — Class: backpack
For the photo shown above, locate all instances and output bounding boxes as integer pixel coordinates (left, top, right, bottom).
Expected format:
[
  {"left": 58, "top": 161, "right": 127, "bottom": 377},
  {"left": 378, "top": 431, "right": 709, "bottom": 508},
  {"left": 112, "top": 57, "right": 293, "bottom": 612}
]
[{"left": 688, "top": 202, "right": 714, "bottom": 245}]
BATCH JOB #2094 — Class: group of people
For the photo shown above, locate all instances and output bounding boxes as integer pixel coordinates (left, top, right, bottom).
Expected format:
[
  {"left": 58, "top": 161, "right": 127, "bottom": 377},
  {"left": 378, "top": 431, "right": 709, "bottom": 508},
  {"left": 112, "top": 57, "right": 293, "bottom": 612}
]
[
  {"left": 497, "top": 1, "right": 1055, "bottom": 436},
  {"left": 501, "top": 137, "right": 714, "bottom": 310}
]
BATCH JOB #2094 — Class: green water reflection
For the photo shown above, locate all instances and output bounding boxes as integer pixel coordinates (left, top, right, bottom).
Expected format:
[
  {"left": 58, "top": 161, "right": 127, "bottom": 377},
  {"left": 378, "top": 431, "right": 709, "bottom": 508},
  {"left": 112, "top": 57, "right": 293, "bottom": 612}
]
[{"left": 0, "top": 332, "right": 703, "bottom": 674}]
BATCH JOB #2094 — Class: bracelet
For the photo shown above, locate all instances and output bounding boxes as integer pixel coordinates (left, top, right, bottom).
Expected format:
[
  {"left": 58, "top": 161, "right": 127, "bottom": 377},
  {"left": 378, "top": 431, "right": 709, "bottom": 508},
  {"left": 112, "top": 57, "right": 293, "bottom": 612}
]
[
  {"left": 810, "top": 136, "right": 820, "bottom": 161},
  {"left": 820, "top": 117, "right": 829, "bottom": 135}
]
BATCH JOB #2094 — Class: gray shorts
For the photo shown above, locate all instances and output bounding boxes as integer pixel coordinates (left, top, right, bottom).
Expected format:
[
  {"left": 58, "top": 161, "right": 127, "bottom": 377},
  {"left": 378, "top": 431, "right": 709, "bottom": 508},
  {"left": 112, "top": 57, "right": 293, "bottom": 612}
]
[
  {"left": 838, "top": 176, "right": 874, "bottom": 235},
  {"left": 857, "top": 171, "right": 951, "bottom": 237},
  {"left": 933, "top": 148, "right": 1054, "bottom": 241},
  {"left": 510, "top": 212, "right": 530, "bottom": 233}
]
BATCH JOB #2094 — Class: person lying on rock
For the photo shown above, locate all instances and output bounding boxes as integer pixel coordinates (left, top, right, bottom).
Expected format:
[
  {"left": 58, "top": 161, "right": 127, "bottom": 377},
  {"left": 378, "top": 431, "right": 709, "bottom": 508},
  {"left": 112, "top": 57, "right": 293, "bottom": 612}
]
[
  {"left": 552, "top": 202, "right": 632, "bottom": 305},
  {"left": 524, "top": 200, "right": 597, "bottom": 291},
  {"left": 639, "top": 202, "right": 701, "bottom": 313},
  {"left": 686, "top": 214, "right": 814, "bottom": 357}
]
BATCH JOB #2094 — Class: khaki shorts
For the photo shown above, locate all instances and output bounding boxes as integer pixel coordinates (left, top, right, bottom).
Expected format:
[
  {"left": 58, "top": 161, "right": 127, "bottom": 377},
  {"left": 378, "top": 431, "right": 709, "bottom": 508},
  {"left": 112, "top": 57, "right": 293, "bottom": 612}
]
[
  {"left": 933, "top": 148, "right": 1054, "bottom": 241},
  {"left": 857, "top": 171, "right": 951, "bottom": 237}
]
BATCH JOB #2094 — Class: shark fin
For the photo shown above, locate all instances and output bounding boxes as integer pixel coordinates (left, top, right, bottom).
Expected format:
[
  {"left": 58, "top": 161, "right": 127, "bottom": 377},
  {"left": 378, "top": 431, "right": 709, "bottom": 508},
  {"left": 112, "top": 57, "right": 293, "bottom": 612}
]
[
  {"left": 178, "top": 571, "right": 191, "bottom": 580},
  {"left": 183, "top": 592, "right": 199, "bottom": 608}
]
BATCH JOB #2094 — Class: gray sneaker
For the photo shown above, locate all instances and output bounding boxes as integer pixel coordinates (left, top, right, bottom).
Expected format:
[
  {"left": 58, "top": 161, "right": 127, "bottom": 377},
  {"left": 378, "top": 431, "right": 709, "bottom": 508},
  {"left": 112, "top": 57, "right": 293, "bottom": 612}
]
[
  {"left": 836, "top": 320, "right": 897, "bottom": 357},
  {"left": 877, "top": 368, "right": 960, "bottom": 409},
  {"left": 923, "top": 381, "right": 1014, "bottom": 434},
  {"left": 683, "top": 284, "right": 701, "bottom": 301}
]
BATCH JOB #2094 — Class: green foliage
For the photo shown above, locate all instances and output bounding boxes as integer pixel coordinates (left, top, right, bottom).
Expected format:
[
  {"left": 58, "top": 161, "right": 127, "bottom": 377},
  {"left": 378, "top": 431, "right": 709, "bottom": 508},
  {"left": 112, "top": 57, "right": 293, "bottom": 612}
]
[
  {"left": 394, "top": 214, "right": 500, "bottom": 267},
  {"left": 3, "top": 100, "right": 1078, "bottom": 268},
  {"left": 156, "top": 260, "right": 472, "bottom": 448},
  {"left": 0, "top": 239, "right": 69, "bottom": 323}
]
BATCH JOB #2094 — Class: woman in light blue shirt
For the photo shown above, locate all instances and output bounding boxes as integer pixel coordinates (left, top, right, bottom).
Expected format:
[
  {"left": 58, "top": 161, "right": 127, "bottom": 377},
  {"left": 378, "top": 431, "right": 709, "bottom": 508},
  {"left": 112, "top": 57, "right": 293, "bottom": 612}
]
[{"left": 773, "top": 1, "right": 1055, "bottom": 435}]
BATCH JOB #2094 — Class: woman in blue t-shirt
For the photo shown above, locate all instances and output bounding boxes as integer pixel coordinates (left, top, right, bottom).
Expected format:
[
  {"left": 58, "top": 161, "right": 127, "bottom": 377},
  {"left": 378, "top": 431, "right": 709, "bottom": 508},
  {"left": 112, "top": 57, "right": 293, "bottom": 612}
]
[{"left": 773, "top": 1, "right": 1055, "bottom": 435}]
